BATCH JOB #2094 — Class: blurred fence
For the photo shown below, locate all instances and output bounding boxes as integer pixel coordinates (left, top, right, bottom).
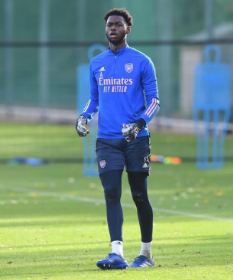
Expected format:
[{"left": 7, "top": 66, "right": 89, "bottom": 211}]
[{"left": 1, "top": 41, "right": 233, "bottom": 122}]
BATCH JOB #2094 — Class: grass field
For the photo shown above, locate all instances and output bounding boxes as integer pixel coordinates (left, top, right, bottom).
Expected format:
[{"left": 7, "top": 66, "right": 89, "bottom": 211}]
[{"left": 0, "top": 123, "right": 233, "bottom": 279}]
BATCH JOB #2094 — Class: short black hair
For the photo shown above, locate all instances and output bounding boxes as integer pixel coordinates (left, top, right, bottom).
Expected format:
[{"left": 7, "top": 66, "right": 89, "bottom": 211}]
[{"left": 104, "top": 8, "right": 133, "bottom": 26}]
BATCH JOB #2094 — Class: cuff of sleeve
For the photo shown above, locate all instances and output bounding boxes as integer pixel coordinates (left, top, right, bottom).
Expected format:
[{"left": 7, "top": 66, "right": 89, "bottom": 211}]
[
  {"left": 136, "top": 118, "right": 146, "bottom": 130},
  {"left": 80, "top": 114, "right": 90, "bottom": 123}
]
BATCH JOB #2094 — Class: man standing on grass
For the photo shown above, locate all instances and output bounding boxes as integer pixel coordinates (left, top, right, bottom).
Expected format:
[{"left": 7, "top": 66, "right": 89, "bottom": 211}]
[{"left": 76, "top": 8, "right": 160, "bottom": 269}]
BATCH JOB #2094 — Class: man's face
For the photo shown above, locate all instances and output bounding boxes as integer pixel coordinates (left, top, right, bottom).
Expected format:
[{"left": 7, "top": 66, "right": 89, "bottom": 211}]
[{"left": 105, "top": 15, "right": 130, "bottom": 45}]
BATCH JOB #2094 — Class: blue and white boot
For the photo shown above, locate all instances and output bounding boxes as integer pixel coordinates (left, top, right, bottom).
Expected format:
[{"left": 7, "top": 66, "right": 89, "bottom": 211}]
[
  {"left": 129, "top": 255, "right": 154, "bottom": 268},
  {"left": 96, "top": 253, "right": 128, "bottom": 269}
]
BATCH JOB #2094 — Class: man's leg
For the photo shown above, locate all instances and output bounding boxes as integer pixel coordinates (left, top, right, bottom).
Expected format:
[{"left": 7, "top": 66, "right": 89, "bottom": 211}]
[
  {"left": 96, "top": 169, "right": 128, "bottom": 269},
  {"left": 127, "top": 171, "right": 155, "bottom": 267},
  {"left": 99, "top": 170, "right": 124, "bottom": 244},
  {"left": 128, "top": 172, "right": 153, "bottom": 246},
  {"left": 96, "top": 139, "right": 128, "bottom": 269}
]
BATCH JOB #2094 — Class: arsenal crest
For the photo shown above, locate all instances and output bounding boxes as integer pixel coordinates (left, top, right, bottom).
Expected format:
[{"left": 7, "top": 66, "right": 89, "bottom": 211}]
[
  {"left": 99, "top": 160, "right": 106, "bottom": 168},
  {"left": 125, "top": 63, "right": 133, "bottom": 73}
]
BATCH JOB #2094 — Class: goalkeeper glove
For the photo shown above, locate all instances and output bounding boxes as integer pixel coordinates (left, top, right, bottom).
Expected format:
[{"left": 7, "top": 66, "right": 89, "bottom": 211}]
[
  {"left": 122, "top": 118, "right": 146, "bottom": 142},
  {"left": 75, "top": 115, "right": 89, "bottom": 137}
]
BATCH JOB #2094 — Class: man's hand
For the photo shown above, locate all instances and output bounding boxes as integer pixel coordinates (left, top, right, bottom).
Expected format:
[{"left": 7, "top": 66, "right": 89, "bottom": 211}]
[
  {"left": 75, "top": 115, "right": 89, "bottom": 137},
  {"left": 122, "top": 123, "right": 139, "bottom": 142}
]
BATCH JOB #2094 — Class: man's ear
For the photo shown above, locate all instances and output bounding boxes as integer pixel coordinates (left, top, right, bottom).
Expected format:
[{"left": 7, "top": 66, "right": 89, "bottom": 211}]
[{"left": 126, "top": 26, "right": 131, "bottom": 34}]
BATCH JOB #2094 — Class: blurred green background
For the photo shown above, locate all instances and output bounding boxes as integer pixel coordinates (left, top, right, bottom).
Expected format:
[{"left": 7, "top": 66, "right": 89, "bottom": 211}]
[{"left": 0, "top": 0, "right": 233, "bottom": 162}]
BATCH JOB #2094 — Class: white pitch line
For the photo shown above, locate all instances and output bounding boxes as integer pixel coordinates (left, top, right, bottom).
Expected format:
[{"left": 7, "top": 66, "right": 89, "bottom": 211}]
[{"left": 0, "top": 185, "right": 233, "bottom": 222}]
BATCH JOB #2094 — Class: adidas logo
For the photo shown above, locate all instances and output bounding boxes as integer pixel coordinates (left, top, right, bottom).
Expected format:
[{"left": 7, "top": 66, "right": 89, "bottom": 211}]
[
  {"left": 142, "top": 163, "right": 149, "bottom": 168},
  {"left": 99, "top": 66, "right": 105, "bottom": 72}
]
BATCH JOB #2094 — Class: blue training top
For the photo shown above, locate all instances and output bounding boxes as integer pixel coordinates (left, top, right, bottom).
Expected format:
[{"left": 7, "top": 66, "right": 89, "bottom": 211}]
[{"left": 81, "top": 45, "right": 160, "bottom": 139}]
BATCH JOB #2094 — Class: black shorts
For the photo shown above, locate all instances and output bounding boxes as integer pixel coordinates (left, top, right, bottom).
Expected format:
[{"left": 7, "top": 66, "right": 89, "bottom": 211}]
[{"left": 96, "top": 136, "right": 151, "bottom": 175}]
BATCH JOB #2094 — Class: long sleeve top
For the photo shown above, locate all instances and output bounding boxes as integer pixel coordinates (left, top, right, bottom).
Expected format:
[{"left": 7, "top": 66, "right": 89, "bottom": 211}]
[{"left": 81, "top": 45, "right": 160, "bottom": 139}]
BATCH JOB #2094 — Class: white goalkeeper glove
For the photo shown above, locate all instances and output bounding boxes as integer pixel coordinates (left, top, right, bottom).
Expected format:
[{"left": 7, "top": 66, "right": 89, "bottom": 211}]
[
  {"left": 75, "top": 115, "right": 89, "bottom": 137},
  {"left": 122, "top": 119, "right": 146, "bottom": 142}
]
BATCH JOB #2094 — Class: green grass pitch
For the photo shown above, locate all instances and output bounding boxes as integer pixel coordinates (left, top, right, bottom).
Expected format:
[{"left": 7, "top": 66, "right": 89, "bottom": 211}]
[{"left": 0, "top": 123, "right": 233, "bottom": 279}]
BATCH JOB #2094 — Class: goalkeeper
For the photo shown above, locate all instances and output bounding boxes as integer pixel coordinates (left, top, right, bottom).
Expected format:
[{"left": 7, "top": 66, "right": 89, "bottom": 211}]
[{"left": 76, "top": 7, "right": 160, "bottom": 269}]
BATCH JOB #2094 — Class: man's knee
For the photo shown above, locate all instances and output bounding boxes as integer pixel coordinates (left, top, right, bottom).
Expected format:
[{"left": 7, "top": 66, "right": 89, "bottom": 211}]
[
  {"left": 128, "top": 172, "right": 148, "bottom": 204},
  {"left": 100, "top": 170, "right": 123, "bottom": 204},
  {"left": 131, "top": 190, "right": 145, "bottom": 203}
]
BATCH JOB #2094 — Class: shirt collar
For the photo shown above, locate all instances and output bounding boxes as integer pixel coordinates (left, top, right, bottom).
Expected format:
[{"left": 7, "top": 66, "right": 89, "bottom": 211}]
[{"left": 108, "top": 44, "right": 129, "bottom": 55}]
